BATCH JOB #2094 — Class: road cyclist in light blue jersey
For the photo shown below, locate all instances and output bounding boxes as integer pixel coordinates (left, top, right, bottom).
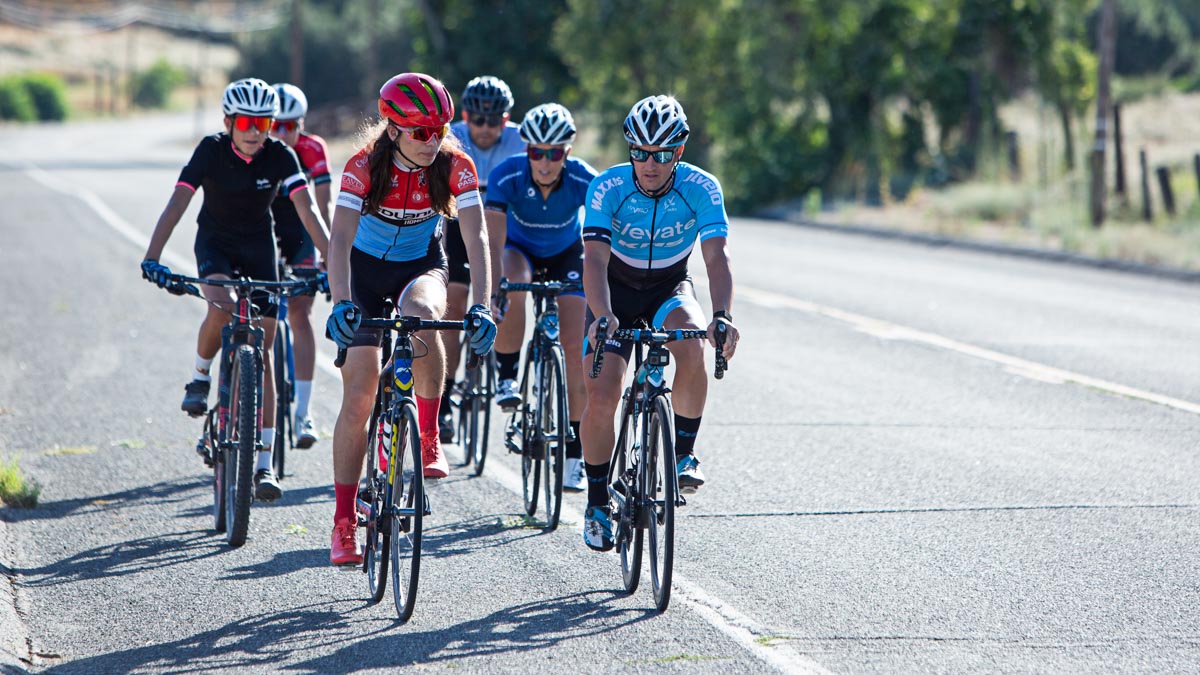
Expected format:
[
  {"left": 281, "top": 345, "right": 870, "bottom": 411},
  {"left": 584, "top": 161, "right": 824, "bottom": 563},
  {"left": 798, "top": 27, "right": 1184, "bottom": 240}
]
[
  {"left": 578, "top": 95, "right": 741, "bottom": 551},
  {"left": 486, "top": 103, "right": 599, "bottom": 492},
  {"left": 439, "top": 76, "right": 528, "bottom": 442}
]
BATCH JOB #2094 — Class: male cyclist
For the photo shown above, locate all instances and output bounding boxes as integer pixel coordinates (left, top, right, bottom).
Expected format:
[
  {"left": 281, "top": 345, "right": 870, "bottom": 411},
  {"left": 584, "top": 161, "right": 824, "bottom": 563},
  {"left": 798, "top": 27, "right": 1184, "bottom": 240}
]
[
  {"left": 579, "top": 95, "right": 741, "bottom": 551},
  {"left": 269, "top": 82, "right": 332, "bottom": 449},
  {"left": 486, "top": 103, "right": 598, "bottom": 492},
  {"left": 141, "top": 78, "right": 330, "bottom": 502},
  {"left": 440, "top": 75, "right": 526, "bottom": 442}
]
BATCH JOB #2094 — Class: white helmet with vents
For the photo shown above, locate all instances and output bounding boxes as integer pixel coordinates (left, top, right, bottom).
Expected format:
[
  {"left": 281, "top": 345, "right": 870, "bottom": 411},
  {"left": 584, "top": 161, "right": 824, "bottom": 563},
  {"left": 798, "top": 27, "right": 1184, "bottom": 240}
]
[
  {"left": 221, "top": 78, "right": 279, "bottom": 117},
  {"left": 520, "top": 103, "right": 576, "bottom": 145},
  {"left": 623, "top": 95, "right": 689, "bottom": 148},
  {"left": 272, "top": 83, "right": 308, "bottom": 120}
]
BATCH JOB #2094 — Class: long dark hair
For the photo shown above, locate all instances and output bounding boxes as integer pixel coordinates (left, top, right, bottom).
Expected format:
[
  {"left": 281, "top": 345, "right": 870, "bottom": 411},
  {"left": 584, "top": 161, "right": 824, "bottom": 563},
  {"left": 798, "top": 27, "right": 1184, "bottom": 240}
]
[{"left": 360, "top": 119, "right": 462, "bottom": 218}]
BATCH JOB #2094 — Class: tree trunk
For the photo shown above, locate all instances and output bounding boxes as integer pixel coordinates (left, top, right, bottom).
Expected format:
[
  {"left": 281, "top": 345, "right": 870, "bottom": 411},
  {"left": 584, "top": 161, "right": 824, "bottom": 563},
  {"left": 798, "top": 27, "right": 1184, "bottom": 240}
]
[{"left": 1090, "top": 0, "right": 1117, "bottom": 228}]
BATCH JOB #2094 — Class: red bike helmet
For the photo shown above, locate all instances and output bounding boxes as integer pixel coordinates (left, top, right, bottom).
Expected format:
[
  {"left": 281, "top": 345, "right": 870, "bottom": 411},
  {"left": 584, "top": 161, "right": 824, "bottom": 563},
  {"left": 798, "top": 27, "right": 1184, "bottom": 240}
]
[{"left": 378, "top": 73, "right": 454, "bottom": 127}]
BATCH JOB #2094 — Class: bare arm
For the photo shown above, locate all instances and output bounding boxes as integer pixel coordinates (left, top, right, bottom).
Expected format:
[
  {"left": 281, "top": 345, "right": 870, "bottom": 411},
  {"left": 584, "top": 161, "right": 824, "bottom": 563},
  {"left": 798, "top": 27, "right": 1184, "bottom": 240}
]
[
  {"left": 143, "top": 185, "right": 194, "bottom": 261},
  {"left": 327, "top": 205, "right": 359, "bottom": 305},
  {"left": 457, "top": 203, "right": 491, "bottom": 307},
  {"left": 700, "top": 236, "right": 739, "bottom": 359},
  {"left": 314, "top": 182, "right": 333, "bottom": 230},
  {"left": 484, "top": 207, "right": 507, "bottom": 298},
  {"left": 290, "top": 188, "right": 331, "bottom": 259}
]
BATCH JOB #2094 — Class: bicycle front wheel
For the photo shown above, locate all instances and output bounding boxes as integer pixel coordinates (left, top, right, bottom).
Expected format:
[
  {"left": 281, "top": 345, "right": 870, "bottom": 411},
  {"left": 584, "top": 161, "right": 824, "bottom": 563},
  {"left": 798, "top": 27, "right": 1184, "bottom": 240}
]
[
  {"left": 470, "top": 353, "right": 495, "bottom": 477},
  {"left": 539, "top": 345, "right": 567, "bottom": 531},
  {"left": 647, "top": 395, "right": 677, "bottom": 612},
  {"left": 225, "top": 344, "right": 257, "bottom": 548},
  {"left": 613, "top": 403, "right": 643, "bottom": 594},
  {"left": 271, "top": 324, "right": 291, "bottom": 479},
  {"left": 389, "top": 400, "right": 424, "bottom": 622},
  {"left": 364, "top": 402, "right": 389, "bottom": 604}
]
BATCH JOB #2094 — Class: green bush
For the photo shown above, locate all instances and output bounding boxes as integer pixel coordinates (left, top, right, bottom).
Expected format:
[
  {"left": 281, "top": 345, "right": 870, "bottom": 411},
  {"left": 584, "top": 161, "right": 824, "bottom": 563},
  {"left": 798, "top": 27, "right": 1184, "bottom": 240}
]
[
  {"left": 20, "top": 72, "right": 68, "bottom": 121},
  {"left": 0, "top": 77, "right": 36, "bottom": 121},
  {"left": 132, "top": 59, "right": 188, "bottom": 109}
]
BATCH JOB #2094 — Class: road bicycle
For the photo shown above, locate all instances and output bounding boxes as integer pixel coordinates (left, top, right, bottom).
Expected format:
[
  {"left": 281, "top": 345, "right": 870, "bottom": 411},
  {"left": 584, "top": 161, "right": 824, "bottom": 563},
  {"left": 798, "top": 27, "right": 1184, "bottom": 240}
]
[
  {"left": 339, "top": 313, "right": 479, "bottom": 622},
  {"left": 451, "top": 339, "right": 495, "bottom": 477},
  {"left": 498, "top": 277, "right": 581, "bottom": 532},
  {"left": 158, "top": 272, "right": 324, "bottom": 548},
  {"left": 589, "top": 317, "right": 728, "bottom": 611},
  {"left": 270, "top": 263, "right": 328, "bottom": 481}
]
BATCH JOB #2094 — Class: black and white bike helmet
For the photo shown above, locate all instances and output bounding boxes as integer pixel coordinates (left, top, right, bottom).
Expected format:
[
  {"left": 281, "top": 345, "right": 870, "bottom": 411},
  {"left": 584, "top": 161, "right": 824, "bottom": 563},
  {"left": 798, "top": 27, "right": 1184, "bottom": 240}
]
[
  {"left": 221, "top": 78, "right": 279, "bottom": 117},
  {"left": 623, "top": 95, "right": 689, "bottom": 148},
  {"left": 272, "top": 82, "right": 308, "bottom": 120},
  {"left": 519, "top": 103, "right": 576, "bottom": 145},
  {"left": 461, "top": 76, "right": 514, "bottom": 114}
]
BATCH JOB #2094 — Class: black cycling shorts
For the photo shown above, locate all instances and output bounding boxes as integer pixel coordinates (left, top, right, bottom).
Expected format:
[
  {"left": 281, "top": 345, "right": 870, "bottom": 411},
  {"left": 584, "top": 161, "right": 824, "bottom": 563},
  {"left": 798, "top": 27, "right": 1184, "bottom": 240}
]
[
  {"left": 505, "top": 239, "right": 584, "bottom": 296},
  {"left": 442, "top": 217, "right": 470, "bottom": 285},
  {"left": 584, "top": 274, "right": 701, "bottom": 363},
  {"left": 194, "top": 227, "right": 279, "bottom": 319},
  {"left": 349, "top": 246, "right": 449, "bottom": 348}
]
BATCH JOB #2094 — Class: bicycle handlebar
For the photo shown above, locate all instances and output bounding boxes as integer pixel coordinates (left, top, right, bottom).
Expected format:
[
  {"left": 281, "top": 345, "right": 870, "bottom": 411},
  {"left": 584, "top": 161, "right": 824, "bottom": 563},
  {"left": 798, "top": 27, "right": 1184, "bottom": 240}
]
[
  {"left": 333, "top": 316, "right": 478, "bottom": 369},
  {"left": 159, "top": 272, "right": 327, "bottom": 300},
  {"left": 588, "top": 318, "right": 728, "bottom": 380}
]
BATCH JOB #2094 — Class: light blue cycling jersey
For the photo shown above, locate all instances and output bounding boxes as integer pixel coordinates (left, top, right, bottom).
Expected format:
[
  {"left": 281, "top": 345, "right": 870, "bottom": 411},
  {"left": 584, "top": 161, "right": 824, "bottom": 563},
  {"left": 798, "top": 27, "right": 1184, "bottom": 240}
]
[
  {"left": 449, "top": 121, "right": 526, "bottom": 193},
  {"left": 486, "top": 154, "right": 598, "bottom": 258},
  {"left": 582, "top": 162, "right": 729, "bottom": 288}
]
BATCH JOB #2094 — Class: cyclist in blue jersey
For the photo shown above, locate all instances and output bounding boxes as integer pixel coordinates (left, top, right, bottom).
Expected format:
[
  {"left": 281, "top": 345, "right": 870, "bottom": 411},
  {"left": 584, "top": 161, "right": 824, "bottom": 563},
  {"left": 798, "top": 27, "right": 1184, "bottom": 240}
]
[
  {"left": 578, "top": 95, "right": 741, "bottom": 551},
  {"left": 439, "top": 76, "right": 527, "bottom": 442},
  {"left": 486, "top": 103, "right": 598, "bottom": 492},
  {"left": 141, "top": 78, "right": 331, "bottom": 502}
]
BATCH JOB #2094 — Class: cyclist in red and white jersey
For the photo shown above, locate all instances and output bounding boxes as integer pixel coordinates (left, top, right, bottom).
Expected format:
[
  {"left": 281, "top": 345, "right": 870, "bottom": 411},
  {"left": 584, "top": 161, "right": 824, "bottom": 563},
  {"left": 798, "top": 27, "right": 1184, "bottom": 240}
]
[
  {"left": 324, "top": 73, "right": 496, "bottom": 567},
  {"left": 140, "top": 78, "right": 331, "bottom": 502},
  {"left": 269, "top": 82, "right": 332, "bottom": 449}
]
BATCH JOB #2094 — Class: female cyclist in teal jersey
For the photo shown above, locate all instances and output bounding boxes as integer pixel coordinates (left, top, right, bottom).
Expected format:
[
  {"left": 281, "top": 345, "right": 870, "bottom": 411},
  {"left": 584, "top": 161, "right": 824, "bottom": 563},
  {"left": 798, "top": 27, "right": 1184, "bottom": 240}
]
[{"left": 140, "top": 78, "right": 330, "bottom": 502}]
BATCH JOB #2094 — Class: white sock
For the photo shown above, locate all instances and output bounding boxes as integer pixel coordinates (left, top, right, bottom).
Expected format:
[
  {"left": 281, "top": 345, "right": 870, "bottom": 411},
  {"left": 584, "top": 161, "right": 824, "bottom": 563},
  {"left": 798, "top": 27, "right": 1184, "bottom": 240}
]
[
  {"left": 194, "top": 354, "right": 214, "bottom": 382},
  {"left": 257, "top": 428, "right": 275, "bottom": 471},
  {"left": 294, "top": 380, "right": 313, "bottom": 420}
]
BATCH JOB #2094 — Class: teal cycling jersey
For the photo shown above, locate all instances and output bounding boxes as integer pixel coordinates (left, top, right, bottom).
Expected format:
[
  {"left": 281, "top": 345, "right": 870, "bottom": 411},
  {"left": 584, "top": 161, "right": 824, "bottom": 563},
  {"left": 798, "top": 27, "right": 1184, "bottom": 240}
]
[{"left": 582, "top": 162, "right": 729, "bottom": 289}]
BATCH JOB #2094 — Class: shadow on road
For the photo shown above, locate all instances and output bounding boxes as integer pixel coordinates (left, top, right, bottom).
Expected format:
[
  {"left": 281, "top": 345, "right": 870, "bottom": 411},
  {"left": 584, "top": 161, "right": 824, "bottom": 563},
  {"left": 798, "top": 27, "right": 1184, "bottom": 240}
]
[
  {"left": 1, "top": 476, "right": 206, "bottom": 524},
  {"left": 11, "top": 530, "right": 225, "bottom": 588}
]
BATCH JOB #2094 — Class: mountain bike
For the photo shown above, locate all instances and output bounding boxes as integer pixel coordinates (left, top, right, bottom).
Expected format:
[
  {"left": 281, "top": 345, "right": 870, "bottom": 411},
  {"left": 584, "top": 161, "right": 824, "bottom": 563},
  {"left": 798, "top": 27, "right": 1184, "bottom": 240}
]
[
  {"left": 499, "top": 277, "right": 581, "bottom": 532},
  {"left": 159, "top": 272, "right": 324, "bottom": 548},
  {"left": 452, "top": 341, "right": 495, "bottom": 477},
  {"left": 589, "top": 317, "right": 728, "bottom": 611},
  {"left": 270, "top": 264, "right": 328, "bottom": 480},
  {"left": 339, "top": 314, "right": 479, "bottom": 622}
]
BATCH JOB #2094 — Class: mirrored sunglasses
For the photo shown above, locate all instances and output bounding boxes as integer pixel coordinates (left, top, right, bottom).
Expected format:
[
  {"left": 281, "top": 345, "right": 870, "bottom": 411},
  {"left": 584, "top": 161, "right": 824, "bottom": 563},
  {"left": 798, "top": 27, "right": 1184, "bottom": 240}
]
[
  {"left": 470, "top": 114, "right": 505, "bottom": 127},
  {"left": 272, "top": 120, "right": 299, "bottom": 133},
  {"left": 527, "top": 147, "right": 566, "bottom": 162},
  {"left": 629, "top": 147, "right": 677, "bottom": 164},
  {"left": 233, "top": 115, "right": 272, "bottom": 132},
  {"left": 403, "top": 124, "right": 449, "bottom": 143}
]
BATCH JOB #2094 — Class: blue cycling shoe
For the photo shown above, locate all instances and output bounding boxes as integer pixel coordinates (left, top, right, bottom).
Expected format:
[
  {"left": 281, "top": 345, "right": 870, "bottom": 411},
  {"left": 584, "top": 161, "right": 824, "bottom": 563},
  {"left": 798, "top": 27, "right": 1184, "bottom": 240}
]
[
  {"left": 676, "top": 454, "right": 706, "bottom": 494},
  {"left": 583, "top": 505, "right": 615, "bottom": 552}
]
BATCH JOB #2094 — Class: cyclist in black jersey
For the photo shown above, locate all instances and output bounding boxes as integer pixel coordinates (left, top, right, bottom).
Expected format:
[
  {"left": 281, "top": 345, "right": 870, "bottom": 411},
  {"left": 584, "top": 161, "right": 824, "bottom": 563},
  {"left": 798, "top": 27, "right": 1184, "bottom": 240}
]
[{"left": 141, "top": 78, "right": 331, "bottom": 502}]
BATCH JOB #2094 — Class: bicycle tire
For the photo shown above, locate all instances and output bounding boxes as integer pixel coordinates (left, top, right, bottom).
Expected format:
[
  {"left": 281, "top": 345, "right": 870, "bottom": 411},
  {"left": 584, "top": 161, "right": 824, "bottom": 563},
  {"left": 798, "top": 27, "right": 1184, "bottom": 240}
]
[
  {"left": 518, "top": 353, "right": 541, "bottom": 517},
  {"left": 612, "top": 399, "right": 643, "bottom": 594},
  {"left": 455, "top": 340, "right": 472, "bottom": 467},
  {"left": 272, "top": 324, "right": 291, "bottom": 479},
  {"left": 540, "top": 345, "right": 567, "bottom": 531},
  {"left": 364, "top": 399, "right": 389, "bottom": 604},
  {"left": 389, "top": 399, "right": 424, "bottom": 622},
  {"left": 647, "top": 395, "right": 677, "bottom": 612},
  {"left": 471, "top": 353, "right": 494, "bottom": 477},
  {"left": 207, "top": 412, "right": 225, "bottom": 532},
  {"left": 225, "top": 344, "right": 257, "bottom": 548}
]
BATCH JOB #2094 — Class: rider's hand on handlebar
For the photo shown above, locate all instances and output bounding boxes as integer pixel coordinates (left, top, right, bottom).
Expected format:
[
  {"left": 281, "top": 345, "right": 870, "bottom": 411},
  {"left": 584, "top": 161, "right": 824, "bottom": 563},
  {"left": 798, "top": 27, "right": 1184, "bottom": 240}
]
[
  {"left": 140, "top": 259, "right": 171, "bottom": 288},
  {"left": 326, "top": 300, "right": 361, "bottom": 350},
  {"left": 588, "top": 313, "right": 618, "bottom": 346},
  {"left": 466, "top": 304, "right": 497, "bottom": 355},
  {"left": 707, "top": 316, "right": 739, "bottom": 360}
]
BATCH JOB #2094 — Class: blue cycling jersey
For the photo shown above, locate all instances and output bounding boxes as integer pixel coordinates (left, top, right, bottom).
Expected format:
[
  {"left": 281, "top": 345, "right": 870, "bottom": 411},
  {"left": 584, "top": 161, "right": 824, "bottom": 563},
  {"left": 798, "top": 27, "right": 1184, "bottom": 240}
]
[
  {"left": 582, "top": 162, "right": 729, "bottom": 289},
  {"left": 449, "top": 121, "right": 525, "bottom": 193},
  {"left": 486, "top": 154, "right": 598, "bottom": 258}
]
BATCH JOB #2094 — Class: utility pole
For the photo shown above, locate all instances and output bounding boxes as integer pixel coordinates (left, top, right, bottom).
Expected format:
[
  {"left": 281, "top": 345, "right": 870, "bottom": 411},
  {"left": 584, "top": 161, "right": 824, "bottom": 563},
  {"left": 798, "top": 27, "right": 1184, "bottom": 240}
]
[
  {"left": 1090, "top": 0, "right": 1116, "bottom": 228},
  {"left": 290, "top": 0, "right": 304, "bottom": 87}
]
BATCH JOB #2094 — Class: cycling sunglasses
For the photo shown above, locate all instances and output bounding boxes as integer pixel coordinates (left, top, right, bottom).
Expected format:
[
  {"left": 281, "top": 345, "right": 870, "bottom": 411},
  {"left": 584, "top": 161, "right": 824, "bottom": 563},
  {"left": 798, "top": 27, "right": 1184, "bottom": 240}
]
[
  {"left": 232, "top": 115, "right": 272, "bottom": 132},
  {"left": 629, "top": 147, "right": 677, "bottom": 164},
  {"left": 527, "top": 147, "right": 566, "bottom": 162},
  {"left": 470, "top": 114, "right": 505, "bottom": 127},
  {"left": 402, "top": 124, "right": 449, "bottom": 143},
  {"left": 271, "top": 120, "right": 299, "bottom": 133}
]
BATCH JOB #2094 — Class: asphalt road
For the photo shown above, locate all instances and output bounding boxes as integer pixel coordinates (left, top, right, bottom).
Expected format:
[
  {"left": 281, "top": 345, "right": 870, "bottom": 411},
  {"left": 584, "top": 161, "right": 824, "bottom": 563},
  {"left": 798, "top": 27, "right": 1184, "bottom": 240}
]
[{"left": 1, "top": 112, "right": 1198, "bottom": 673}]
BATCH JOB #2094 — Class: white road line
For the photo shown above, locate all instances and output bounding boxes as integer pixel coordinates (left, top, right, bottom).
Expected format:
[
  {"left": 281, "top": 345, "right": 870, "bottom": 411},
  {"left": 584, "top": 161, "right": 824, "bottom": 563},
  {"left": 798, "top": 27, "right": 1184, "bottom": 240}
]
[
  {"left": 729, "top": 284, "right": 1200, "bottom": 416},
  {"left": 41, "top": 163, "right": 828, "bottom": 673}
]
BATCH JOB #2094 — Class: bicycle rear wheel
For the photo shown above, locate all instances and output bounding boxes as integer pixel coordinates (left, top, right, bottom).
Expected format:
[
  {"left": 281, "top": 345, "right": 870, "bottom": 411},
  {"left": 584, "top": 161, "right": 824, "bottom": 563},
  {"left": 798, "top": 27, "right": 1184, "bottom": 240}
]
[
  {"left": 470, "top": 353, "right": 494, "bottom": 477},
  {"left": 647, "top": 395, "right": 677, "bottom": 612},
  {"left": 272, "top": 324, "right": 292, "bottom": 479},
  {"left": 363, "top": 400, "right": 389, "bottom": 604},
  {"left": 539, "top": 345, "right": 567, "bottom": 531},
  {"left": 206, "top": 412, "right": 225, "bottom": 532},
  {"left": 389, "top": 400, "right": 424, "bottom": 622},
  {"left": 612, "top": 401, "right": 642, "bottom": 594},
  {"left": 518, "top": 355, "right": 541, "bottom": 517},
  {"left": 225, "top": 344, "right": 257, "bottom": 548}
]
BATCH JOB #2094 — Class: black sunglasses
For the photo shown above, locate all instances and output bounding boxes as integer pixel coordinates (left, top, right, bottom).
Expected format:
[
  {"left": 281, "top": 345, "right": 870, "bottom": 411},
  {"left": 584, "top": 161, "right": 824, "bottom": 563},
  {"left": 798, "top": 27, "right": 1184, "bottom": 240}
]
[
  {"left": 629, "top": 147, "right": 677, "bottom": 164},
  {"left": 470, "top": 114, "right": 505, "bottom": 127},
  {"left": 528, "top": 147, "right": 566, "bottom": 162}
]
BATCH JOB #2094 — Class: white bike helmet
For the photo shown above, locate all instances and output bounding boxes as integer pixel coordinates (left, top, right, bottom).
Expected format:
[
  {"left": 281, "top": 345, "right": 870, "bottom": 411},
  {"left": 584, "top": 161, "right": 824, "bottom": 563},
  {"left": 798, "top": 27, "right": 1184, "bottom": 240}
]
[
  {"left": 272, "top": 82, "right": 308, "bottom": 120},
  {"left": 221, "top": 78, "right": 279, "bottom": 117},
  {"left": 519, "top": 103, "right": 576, "bottom": 145},
  {"left": 623, "top": 95, "right": 689, "bottom": 148}
]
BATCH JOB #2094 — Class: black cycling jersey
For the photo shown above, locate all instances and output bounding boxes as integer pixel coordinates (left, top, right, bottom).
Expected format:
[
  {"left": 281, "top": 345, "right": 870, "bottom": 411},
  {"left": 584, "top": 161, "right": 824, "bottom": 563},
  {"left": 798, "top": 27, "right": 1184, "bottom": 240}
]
[{"left": 177, "top": 133, "right": 307, "bottom": 236}]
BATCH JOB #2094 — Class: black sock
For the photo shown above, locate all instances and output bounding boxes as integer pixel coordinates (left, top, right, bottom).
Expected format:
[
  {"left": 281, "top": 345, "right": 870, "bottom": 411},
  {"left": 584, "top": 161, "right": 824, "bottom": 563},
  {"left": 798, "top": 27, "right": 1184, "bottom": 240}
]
[
  {"left": 440, "top": 379, "right": 454, "bottom": 416},
  {"left": 496, "top": 351, "right": 520, "bottom": 381},
  {"left": 674, "top": 414, "right": 701, "bottom": 460},
  {"left": 567, "top": 421, "right": 582, "bottom": 459},
  {"left": 585, "top": 461, "right": 610, "bottom": 508}
]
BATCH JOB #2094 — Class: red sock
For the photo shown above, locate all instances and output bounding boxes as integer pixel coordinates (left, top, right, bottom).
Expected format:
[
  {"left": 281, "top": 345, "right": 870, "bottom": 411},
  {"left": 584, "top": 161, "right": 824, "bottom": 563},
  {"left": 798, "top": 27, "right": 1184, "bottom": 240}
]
[
  {"left": 334, "top": 482, "right": 358, "bottom": 524},
  {"left": 417, "top": 395, "right": 440, "bottom": 440}
]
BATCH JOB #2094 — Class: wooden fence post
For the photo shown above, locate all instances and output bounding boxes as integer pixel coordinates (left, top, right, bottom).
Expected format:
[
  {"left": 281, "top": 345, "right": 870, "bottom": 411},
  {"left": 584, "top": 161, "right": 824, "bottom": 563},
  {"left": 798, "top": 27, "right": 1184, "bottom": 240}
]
[
  {"left": 1140, "top": 149, "right": 1152, "bottom": 221},
  {"left": 1156, "top": 166, "right": 1175, "bottom": 216},
  {"left": 1113, "top": 102, "right": 1126, "bottom": 197}
]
